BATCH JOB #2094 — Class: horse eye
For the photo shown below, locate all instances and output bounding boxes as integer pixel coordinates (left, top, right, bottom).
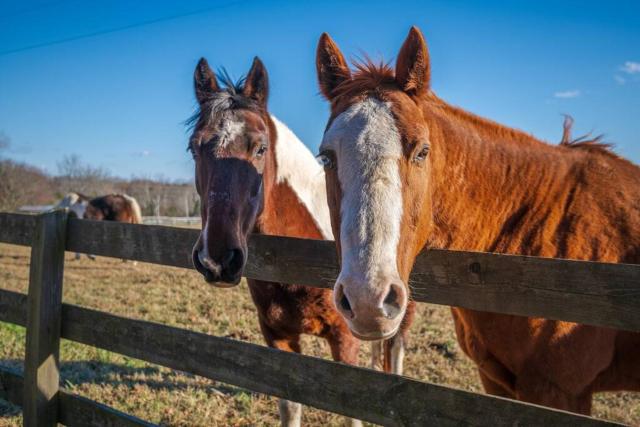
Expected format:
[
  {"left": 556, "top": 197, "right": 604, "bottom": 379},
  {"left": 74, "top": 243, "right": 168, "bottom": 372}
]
[
  {"left": 316, "top": 152, "right": 334, "bottom": 169},
  {"left": 414, "top": 144, "right": 430, "bottom": 162},
  {"left": 255, "top": 143, "right": 268, "bottom": 158}
]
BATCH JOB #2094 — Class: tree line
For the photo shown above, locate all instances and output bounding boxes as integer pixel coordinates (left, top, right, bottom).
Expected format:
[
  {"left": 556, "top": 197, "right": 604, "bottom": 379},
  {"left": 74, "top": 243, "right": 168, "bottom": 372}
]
[{"left": 0, "top": 135, "right": 199, "bottom": 217}]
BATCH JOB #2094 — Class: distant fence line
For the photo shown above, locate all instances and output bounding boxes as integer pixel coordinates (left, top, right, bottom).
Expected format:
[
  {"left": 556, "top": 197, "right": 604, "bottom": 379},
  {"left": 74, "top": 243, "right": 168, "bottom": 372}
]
[
  {"left": 0, "top": 210, "right": 636, "bottom": 426},
  {"left": 18, "top": 206, "right": 200, "bottom": 226}
]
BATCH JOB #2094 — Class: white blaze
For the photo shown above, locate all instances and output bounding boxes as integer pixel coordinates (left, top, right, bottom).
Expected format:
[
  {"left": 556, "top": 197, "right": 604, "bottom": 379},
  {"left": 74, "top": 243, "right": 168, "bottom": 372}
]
[{"left": 321, "top": 98, "right": 403, "bottom": 287}]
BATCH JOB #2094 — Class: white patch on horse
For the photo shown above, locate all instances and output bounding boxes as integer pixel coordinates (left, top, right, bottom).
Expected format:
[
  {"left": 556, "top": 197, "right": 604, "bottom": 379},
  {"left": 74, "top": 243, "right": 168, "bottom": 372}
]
[
  {"left": 219, "top": 117, "right": 245, "bottom": 148},
  {"left": 56, "top": 192, "right": 87, "bottom": 218},
  {"left": 271, "top": 115, "right": 333, "bottom": 240},
  {"left": 320, "top": 98, "right": 403, "bottom": 290}
]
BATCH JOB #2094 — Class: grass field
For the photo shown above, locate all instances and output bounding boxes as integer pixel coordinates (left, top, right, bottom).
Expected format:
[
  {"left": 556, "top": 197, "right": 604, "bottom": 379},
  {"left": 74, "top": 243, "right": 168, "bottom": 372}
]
[{"left": 0, "top": 242, "right": 638, "bottom": 426}]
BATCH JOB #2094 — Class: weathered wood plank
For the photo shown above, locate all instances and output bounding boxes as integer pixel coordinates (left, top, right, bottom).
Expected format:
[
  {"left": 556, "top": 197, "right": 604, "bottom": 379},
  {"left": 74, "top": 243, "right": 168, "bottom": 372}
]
[
  {"left": 0, "top": 365, "right": 156, "bottom": 426},
  {"left": 0, "top": 294, "right": 626, "bottom": 425},
  {"left": 59, "top": 304, "right": 620, "bottom": 426},
  {"left": 66, "top": 218, "right": 640, "bottom": 331},
  {"left": 0, "top": 288, "right": 28, "bottom": 326},
  {"left": 66, "top": 218, "right": 196, "bottom": 269},
  {"left": 6, "top": 212, "right": 640, "bottom": 330},
  {"left": 0, "top": 212, "right": 37, "bottom": 245},
  {"left": 23, "top": 210, "right": 67, "bottom": 427}
]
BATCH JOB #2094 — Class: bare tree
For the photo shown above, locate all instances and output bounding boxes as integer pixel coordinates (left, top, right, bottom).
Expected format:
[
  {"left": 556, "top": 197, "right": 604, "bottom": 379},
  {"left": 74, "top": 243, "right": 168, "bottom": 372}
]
[
  {"left": 55, "top": 154, "right": 113, "bottom": 196},
  {"left": 0, "top": 134, "right": 53, "bottom": 211}
]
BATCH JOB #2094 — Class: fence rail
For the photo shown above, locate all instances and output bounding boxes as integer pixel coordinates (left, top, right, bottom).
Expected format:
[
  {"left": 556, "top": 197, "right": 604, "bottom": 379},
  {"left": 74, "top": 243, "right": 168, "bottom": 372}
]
[
  {"left": 16, "top": 214, "right": 640, "bottom": 332},
  {"left": 0, "top": 211, "right": 636, "bottom": 426}
]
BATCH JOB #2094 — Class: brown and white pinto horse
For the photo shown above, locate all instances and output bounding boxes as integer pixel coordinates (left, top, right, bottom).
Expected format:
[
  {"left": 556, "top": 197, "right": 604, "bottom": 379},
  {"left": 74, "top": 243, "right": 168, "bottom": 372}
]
[
  {"left": 315, "top": 27, "right": 640, "bottom": 414},
  {"left": 187, "top": 57, "right": 362, "bottom": 426},
  {"left": 83, "top": 194, "right": 142, "bottom": 225}
]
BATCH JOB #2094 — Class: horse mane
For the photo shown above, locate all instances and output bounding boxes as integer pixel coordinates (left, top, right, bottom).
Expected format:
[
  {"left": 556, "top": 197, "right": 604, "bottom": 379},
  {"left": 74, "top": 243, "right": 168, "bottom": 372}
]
[
  {"left": 558, "top": 114, "right": 615, "bottom": 156},
  {"left": 332, "top": 58, "right": 396, "bottom": 99},
  {"left": 333, "top": 58, "right": 621, "bottom": 162}
]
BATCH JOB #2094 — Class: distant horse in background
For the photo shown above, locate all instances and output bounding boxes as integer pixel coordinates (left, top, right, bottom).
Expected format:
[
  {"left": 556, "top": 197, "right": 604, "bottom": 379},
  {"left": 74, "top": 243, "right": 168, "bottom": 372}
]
[
  {"left": 84, "top": 194, "right": 142, "bottom": 264},
  {"left": 57, "top": 193, "right": 142, "bottom": 262},
  {"left": 56, "top": 192, "right": 92, "bottom": 260},
  {"left": 83, "top": 193, "right": 142, "bottom": 225},
  {"left": 56, "top": 192, "right": 90, "bottom": 219}
]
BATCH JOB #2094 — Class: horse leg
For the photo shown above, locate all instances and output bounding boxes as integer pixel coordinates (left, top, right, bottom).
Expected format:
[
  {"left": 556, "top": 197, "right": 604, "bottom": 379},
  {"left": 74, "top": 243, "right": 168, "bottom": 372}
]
[
  {"left": 260, "top": 323, "right": 303, "bottom": 427},
  {"left": 382, "top": 301, "right": 415, "bottom": 374},
  {"left": 273, "top": 336, "right": 303, "bottom": 427},
  {"left": 478, "top": 370, "right": 515, "bottom": 399},
  {"left": 326, "top": 328, "right": 362, "bottom": 427},
  {"left": 74, "top": 252, "right": 81, "bottom": 260},
  {"left": 515, "top": 378, "right": 593, "bottom": 415},
  {"left": 371, "top": 340, "right": 384, "bottom": 371},
  {"left": 383, "top": 334, "right": 405, "bottom": 375}
]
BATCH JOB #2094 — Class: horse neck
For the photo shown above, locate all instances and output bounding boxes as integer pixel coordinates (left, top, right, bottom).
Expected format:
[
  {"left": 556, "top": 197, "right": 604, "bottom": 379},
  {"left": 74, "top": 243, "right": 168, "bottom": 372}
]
[
  {"left": 424, "top": 98, "right": 572, "bottom": 253},
  {"left": 255, "top": 116, "right": 330, "bottom": 240}
]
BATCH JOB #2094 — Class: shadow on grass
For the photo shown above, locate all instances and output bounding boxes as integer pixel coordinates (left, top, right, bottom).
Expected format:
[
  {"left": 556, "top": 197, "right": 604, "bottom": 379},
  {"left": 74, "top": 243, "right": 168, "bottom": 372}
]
[{"left": 0, "top": 358, "right": 250, "bottom": 418}]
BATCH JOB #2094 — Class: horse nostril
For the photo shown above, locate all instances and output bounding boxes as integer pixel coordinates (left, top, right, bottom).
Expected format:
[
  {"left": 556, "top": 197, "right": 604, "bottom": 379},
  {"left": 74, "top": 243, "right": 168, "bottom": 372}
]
[
  {"left": 383, "top": 285, "right": 403, "bottom": 320},
  {"left": 222, "top": 250, "right": 235, "bottom": 267},
  {"left": 335, "top": 284, "right": 354, "bottom": 318},
  {"left": 224, "top": 248, "right": 244, "bottom": 273},
  {"left": 340, "top": 294, "right": 352, "bottom": 313}
]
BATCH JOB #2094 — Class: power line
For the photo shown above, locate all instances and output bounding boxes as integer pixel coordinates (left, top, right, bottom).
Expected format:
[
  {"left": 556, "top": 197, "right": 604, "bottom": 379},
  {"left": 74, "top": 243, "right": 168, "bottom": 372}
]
[{"left": 0, "top": 1, "right": 244, "bottom": 57}]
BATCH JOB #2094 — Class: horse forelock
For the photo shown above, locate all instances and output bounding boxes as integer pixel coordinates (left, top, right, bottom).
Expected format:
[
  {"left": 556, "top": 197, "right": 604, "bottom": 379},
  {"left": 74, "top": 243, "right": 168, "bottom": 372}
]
[{"left": 186, "top": 70, "right": 262, "bottom": 153}]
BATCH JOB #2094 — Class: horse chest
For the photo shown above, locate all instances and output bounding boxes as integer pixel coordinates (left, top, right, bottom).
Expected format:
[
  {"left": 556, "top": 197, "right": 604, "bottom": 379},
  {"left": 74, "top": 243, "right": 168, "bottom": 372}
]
[{"left": 247, "top": 279, "right": 336, "bottom": 336}]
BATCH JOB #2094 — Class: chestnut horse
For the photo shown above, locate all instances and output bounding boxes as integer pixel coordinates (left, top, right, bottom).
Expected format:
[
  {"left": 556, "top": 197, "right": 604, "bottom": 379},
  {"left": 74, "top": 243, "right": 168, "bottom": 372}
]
[
  {"left": 187, "top": 57, "right": 363, "bottom": 426},
  {"left": 315, "top": 27, "right": 640, "bottom": 414}
]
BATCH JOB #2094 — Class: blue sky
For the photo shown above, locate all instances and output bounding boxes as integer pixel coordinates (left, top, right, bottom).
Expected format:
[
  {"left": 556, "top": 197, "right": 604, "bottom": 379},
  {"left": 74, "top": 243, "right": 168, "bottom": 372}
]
[{"left": 0, "top": 0, "right": 638, "bottom": 181}]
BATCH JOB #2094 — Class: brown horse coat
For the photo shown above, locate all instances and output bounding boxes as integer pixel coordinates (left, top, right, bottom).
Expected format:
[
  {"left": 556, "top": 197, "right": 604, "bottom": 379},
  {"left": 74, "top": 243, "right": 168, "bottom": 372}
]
[
  {"left": 316, "top": 27, "right": 640, "bottom": 414},
  {"left": 84, "top": 194, "right": 142, "bottom": 224}
]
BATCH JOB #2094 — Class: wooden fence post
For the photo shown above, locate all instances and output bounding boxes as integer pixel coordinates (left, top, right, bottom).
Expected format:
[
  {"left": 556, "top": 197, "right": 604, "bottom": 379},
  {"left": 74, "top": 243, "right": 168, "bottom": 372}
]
[{"left": 23, "top": 209, "right": 68, "bottom": 427}]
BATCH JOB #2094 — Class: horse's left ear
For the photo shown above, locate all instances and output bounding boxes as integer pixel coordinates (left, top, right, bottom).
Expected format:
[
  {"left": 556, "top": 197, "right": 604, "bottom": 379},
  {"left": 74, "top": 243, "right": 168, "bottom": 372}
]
[
  {"left": 395, "top": 26, "right": 430, "bottom": 96},
  {"left": 243, "top": 57, "right": 269, "bottom": 107}
]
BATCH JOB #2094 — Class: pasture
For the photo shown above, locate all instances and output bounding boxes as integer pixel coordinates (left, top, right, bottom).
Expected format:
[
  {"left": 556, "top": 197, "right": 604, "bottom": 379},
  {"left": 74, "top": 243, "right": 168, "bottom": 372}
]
[{"left": 0, "top": 242, "right": 637, "bottom": 426}]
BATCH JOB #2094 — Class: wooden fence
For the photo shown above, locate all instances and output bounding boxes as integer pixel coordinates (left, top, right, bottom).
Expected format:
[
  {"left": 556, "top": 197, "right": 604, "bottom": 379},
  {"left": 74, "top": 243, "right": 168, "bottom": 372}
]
[{"left": 0, "top": 210, "right": 638, "bottom": 426}]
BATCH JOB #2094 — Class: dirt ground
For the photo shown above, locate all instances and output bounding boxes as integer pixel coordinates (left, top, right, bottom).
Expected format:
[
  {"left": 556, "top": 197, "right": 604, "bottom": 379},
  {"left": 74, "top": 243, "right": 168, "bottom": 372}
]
[{"left": 0, "top": 242, "right": 637, "bottom": 426}]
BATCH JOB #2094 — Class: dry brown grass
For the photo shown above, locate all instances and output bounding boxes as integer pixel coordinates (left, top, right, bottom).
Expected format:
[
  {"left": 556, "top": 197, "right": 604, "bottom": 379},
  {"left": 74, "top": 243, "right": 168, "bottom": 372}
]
[{"left": 0, "top": 242, "right": 638, "bottom": 426}]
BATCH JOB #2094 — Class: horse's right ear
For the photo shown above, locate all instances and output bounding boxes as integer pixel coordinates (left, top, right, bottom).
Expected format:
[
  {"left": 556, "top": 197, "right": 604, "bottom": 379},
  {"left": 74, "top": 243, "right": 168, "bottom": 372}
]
[
  {"left": 194, "top": 58, "right": 219, "bottom": 104},
  {"left": 316, "top": 33, "right": 351, "bottom": 100}
]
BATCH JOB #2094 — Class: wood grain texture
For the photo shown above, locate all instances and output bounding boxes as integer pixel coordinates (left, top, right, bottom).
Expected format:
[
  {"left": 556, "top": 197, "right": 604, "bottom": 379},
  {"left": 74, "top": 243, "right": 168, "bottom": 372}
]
[
  {"left": 0, "top": 212, "right": 37, "bottom": 246},
  {"left": 23, "top": 210, "right": 67, "bottom": 427},
  {"left": 3, "top": 212, "right": 640, "bottom": 328},
  {"left": 59, "top": 304, "right": 620, "bottom": 426},
  {"left": 0, "top": 365, "right": 156, "bottom": 427},
  {"left": 66, "top": 217, "right": 640, "bottom": 331},
  {"left": 0, "top": 291, "right": 625, "bottom": 426}
]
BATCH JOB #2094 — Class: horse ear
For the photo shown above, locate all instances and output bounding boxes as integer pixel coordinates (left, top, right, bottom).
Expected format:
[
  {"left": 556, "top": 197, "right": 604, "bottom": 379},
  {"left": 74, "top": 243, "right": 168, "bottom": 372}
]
[
  {"left": 194, "top": 58, "right": 219, "bottom": 104},
  {"left": 316, "top": 33, "right": 351, "bottom": 100},
  {"left": 395, "top": 26, "right": 430, "bottom": 96},
  {"left": 243, "top": 57, "right": 269, "bottom": 107}
]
